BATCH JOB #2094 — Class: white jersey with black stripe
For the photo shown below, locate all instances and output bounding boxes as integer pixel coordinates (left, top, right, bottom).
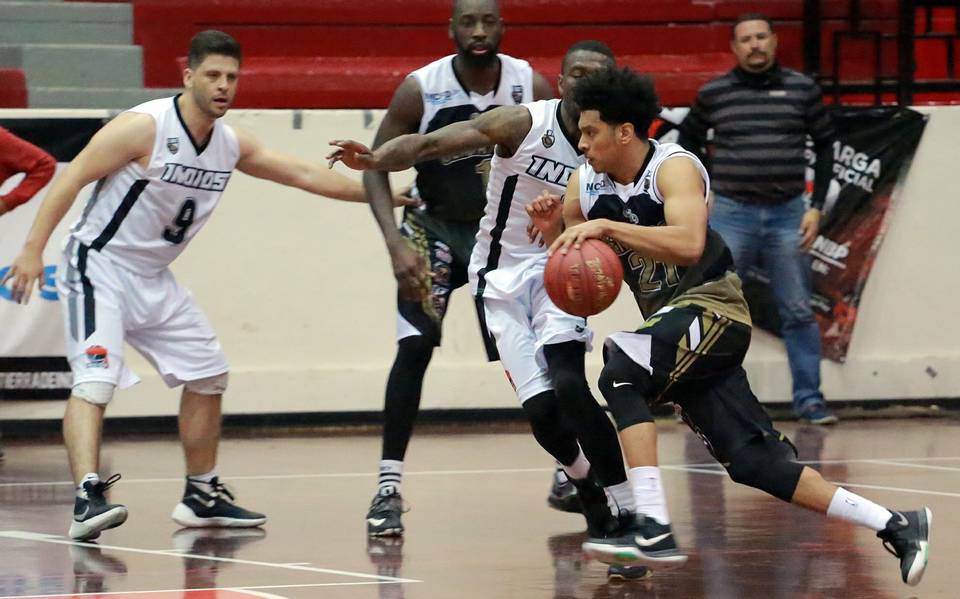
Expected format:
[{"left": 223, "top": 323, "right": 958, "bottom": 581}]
[
  {"left": 469, "top": 99, "right": 585, "bottom": 299},
  {"left": 409, "top": 53, "right": 534, "bottom": 221},
  {"left": 64, "top": 95, "right": 240, "bottom": 276}
]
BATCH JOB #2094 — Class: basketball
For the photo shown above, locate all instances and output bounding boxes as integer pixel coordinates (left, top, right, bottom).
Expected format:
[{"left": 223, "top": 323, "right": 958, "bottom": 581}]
[{"left": 544, "top": 239, "right": 624, "bottom": 317}]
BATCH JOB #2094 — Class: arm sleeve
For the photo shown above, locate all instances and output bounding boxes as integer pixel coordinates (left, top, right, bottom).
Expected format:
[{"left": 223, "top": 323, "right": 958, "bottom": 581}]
[
  {"left": 676, "top": 91, "right": 712, "bottom": 164},
  {"left": 805, "top": 85, "right": 836, "bottom": 211},
  {"left": 0, "top": 128, "right": 57, "bottom": 211}
]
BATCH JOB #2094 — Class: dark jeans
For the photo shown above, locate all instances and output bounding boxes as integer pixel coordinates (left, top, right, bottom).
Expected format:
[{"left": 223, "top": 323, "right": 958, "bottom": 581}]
[{"left": 710, "top": 193, "right": 825, "bottom": 414}]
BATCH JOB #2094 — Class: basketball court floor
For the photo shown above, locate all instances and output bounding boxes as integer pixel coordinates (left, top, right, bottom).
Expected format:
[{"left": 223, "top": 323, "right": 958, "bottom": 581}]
[{"left": 0, "top": 417, "right": 956, "bottom": 598}]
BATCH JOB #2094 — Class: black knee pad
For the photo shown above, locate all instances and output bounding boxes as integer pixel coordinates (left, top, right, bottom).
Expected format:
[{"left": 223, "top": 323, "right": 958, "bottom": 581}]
[
  {"left": 598, "top": 349, "right": 655, "bottom": 431},
  {"left": 724, "top": 435, "right": 804, "bottom": 502},
  {"left": 522, "top": 391, "right": 579, "bottom": 465}
]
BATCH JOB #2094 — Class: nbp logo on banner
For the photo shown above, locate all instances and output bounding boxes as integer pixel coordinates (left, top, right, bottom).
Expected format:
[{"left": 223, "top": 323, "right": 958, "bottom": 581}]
[{"left": 0, "top": 265, "right": 59, "bottom": 301}]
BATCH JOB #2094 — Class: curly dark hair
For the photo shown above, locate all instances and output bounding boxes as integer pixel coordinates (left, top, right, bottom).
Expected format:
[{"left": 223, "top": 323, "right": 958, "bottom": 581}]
[{"left": 572, "top": 66, "right": 661, "bottom": 139}]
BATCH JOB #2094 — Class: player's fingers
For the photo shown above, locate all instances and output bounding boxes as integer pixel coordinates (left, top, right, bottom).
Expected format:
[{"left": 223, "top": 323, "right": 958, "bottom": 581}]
[
  {"left": 326, "top": 153, "right": 342, "bottom": 169},
  {"left": 20, "top": 276, "right": 34, "bottom": 305}
]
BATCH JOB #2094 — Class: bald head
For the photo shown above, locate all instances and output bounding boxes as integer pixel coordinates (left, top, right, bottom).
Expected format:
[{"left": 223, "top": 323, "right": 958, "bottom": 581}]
[
  {"left": 452, "top": 0, "right": 499, "bottom": 19},
  {"left": 450, "top": 0, "right": 503, "bottom": 69}
]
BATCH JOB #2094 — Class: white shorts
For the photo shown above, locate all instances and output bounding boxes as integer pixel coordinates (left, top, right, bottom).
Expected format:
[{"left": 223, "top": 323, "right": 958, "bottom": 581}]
[
  {"left": 478, "top": 263, "right": 592, "bottom": 404},
  {"left": 57, "top": 246, "right": 228, "bottom": 389}
]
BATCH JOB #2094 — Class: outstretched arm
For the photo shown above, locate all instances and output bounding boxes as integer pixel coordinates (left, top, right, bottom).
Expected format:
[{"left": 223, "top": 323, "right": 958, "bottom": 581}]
[
  {"left": 2, "top": 112, "right": 154, "bottom": 303},
  {"left": 234, "top": 127, "right": 414, "bottom": 205},
  {"left": 328, "top": 103, "right": 533, "bottom": 172}
]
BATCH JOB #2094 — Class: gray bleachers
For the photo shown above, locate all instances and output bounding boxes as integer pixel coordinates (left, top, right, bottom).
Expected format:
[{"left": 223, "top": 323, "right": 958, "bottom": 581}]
[{"left": 0, "top": 1, "right": 179, "bottom": 108}]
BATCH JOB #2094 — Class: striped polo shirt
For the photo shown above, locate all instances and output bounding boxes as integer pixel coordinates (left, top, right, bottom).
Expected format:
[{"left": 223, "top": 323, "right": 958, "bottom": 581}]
[{"left": 678, "top": 64, "right": 835, "bottom": 206}]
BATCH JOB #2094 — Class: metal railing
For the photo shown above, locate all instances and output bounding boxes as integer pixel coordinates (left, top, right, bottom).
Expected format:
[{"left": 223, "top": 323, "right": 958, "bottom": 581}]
[{"left": 805, "top": 0, "right": 960, "bottom": 105}]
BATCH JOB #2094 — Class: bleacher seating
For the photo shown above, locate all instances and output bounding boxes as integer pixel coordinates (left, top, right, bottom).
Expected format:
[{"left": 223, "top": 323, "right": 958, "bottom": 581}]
[
  {"left": 102, "top": 0, "right": 952, "bottom": 108},
  {"left": 0, "top": 69, "right": 28, "bottom": 108}
]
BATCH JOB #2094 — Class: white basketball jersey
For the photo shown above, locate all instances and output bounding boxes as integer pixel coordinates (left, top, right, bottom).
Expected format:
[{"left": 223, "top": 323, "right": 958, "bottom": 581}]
[
  {"left": 412, "top": 53, "right": 534, "bottom": 134},
  {"left": 410, "top": 53, "right": 534, "bottom": 221},
  {"left": 471, "top": 99, "right": 585, "bottom": 299},
  {"left": 65, "top": 95, "right": 239, "bottom": 275}
]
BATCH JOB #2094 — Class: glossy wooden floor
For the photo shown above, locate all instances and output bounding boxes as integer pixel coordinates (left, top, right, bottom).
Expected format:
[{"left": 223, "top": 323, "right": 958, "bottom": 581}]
[{"left": 0, "top": 418, "right": 957, "bottom": 598}]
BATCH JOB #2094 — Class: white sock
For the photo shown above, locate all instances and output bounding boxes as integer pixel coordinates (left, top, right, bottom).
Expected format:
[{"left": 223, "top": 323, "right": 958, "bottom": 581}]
[
  {"left": 630, "top": 466, "right": 670, "bottom": 525},
  {"left": 607, "top": 481, "right": 636, "bottom": 514},
  {"left": 188, "top": 469, "right": 218, "bottom": 494},
  {"left": 378, "top": 459, "right": 403, "bottom": 495},
  {"left": 77, "top": 472, "right": 99, "bottom": 498},
  {"left": 826, "top": 487, "right": 893, "bottom": 531},
  {"left": 562, "top": 447, "right": 591, "bottom": 481}
]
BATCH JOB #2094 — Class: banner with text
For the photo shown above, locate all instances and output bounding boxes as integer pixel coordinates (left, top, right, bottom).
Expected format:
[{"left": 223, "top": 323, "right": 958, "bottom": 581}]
[{"left": 652, "top": 106, "right": 927, "bottom": 362}]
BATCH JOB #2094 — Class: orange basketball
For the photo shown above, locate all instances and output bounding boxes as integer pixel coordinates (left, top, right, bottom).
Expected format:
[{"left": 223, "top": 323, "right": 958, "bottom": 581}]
[{"left": 544, "top": 238, "right": 624, "bottom": 317}]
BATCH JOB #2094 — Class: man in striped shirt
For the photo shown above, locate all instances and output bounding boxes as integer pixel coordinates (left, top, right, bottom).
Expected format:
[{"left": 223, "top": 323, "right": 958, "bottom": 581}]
[{"left": 678, "top": 13, "right": 838, "bottom": 425}]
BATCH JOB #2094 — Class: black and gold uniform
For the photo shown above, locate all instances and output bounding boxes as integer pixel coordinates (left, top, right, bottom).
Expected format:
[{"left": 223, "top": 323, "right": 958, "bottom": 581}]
[{"left": 576, "top": 141, "right": 799, "bottom": 496}]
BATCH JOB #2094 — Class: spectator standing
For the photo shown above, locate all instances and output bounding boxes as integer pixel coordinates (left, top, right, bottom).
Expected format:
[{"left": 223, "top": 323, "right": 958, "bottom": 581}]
[{"left": 678, "top": 13, "right": 838, "bottom": 424}]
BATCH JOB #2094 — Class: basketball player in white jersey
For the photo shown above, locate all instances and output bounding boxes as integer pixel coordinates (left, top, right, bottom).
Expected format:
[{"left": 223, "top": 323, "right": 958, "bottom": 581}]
[
  {"left": 355, "top": 0, "right": 555, "bottom": 538},
  {"left": 543, "top": 66, "right": 931, "bottom": 585},
  {"left": 2, "top": 30, "right": 405, "bottom": 541},
  {"left": 330, "top": 43, "right": 642, "bottom": 564}
]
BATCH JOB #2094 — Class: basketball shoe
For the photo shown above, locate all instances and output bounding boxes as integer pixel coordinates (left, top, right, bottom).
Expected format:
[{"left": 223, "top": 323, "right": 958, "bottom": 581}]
[
  {"left": 583, "top": 512, "right": 687, "bottom": 570},
  {"left": 547, "top": 467, "right": 582, "bottom": 514},
  {"left": 877, "top": 507, "right": 932, "bottom": 586},
  {"left": 171, "top": 476, "right": 266, "bottom": 528},
  {"left": 367, "top": 486, "right": 405, "bottom": 537},
  {"left": 69, "top": 473, "right": 128, "bottom": 541}
]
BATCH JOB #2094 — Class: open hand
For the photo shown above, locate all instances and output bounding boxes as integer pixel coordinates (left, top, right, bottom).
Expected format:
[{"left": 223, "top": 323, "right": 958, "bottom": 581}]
[
  {"left": 327, "top": 140, "right": 376, "bottom": 171},
  {"left": 1, "top": 249, "right": 44, "bottom": 304},
  {"left": 525, "top": 191, "right": 563, "bottom": 246}
]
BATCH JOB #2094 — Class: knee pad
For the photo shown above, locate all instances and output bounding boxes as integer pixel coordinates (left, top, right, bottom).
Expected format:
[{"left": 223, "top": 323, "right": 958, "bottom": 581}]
[
  {"left": 522, "top": 391, "right": 562, "bottom": 430},
  {"left": 598, "top": 351, "right": 655, "bottom": 430},
  {"left": 73, "top": 381, "right": 116, "bottom": 406},
  {"left": 184, "top": 372, "right": 229, "bottom": 395},
  {"left": 724, "top": 435, "right": 804, "bottom": 502}
]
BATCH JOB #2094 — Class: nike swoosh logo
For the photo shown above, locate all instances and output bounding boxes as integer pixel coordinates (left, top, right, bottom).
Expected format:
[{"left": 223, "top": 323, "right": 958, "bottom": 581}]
[
  {"left": 612, "top": 381, "right": 632, "bottom": 388},
  {"left": 635, "top": 533, "right": 671, "bottom": 547},
  {"left": 895, "top": 512, "right": 908, "bottom": 527},
  {"left": 368, "top": 518, "right": 387, "bottom": 526},
  {"left": 190, "top": 494, "right": 216, "bottom": 509},
  {"left": 76, "top": 506, "right": 89, "bottom": 520}
]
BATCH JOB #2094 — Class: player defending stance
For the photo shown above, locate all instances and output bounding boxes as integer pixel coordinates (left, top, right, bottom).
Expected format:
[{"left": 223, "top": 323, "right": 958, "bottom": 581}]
[
  {"left": 3, "top": 30, "right": 398, "bottom": 541},
  {"left": 355, "top": 0, "right": 555, "bottom": 536},
  {"left": 540, "top": 67, "right": 931, "bottom": 586},
  {"left": 330, "top": 42, "right": 636, "bottom": 547}
]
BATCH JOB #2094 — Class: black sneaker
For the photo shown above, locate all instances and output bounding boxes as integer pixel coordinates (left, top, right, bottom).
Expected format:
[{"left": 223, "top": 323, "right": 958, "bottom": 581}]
[
  {"left": 547, "top": 467, "right": 582, "bottom": 514},
  {"left": 171, "top": 476, "right": 266, "bottom": 528},
  {"left": 877, "top": 507, "right": 932, "bottom": 586},
  {"left": 367, "top": 487, "right": 405, "bottom": 537},
  {"left": 607, "top": 563, "right": 651, "bottom": 581},
  {"left": 582, "top": 513, "right": 687, "bottom": 570},
  {"left": 69, "top": 474, "right": 128, "bottom": 541},
  {"left": 570, "top": 474, "right": 616, "bottom": 537}
]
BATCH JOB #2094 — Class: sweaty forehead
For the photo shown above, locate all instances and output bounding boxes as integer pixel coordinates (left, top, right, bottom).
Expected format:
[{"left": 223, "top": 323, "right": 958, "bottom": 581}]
[{"left": 453, "top": 0, "right": 499, "bottom": 19}]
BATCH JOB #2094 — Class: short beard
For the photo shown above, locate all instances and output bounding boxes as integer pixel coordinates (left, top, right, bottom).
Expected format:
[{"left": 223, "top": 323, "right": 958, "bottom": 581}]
[{"left": 456, "top": 45, "right": 498, "bottom": 69}]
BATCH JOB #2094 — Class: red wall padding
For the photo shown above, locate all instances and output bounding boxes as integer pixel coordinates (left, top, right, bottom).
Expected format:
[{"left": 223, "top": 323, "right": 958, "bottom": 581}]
[{"left": 0, "top": 69, "right": 28, "bottom": 108}]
